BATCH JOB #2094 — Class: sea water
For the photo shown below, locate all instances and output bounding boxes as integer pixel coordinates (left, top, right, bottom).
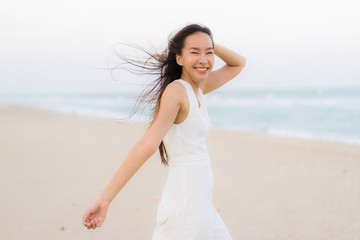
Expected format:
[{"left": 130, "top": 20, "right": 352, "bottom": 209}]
[
  {"left": 206, "top": 87, "right": 360, "bottom": 145},
  {"left": 1, "top": 86, "right": 359, "bottom": 145}
]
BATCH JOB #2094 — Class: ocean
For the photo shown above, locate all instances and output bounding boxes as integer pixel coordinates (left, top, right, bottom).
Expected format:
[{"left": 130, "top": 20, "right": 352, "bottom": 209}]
[{"left": 1, "top": 86, "right": 359, "bottom": 145}]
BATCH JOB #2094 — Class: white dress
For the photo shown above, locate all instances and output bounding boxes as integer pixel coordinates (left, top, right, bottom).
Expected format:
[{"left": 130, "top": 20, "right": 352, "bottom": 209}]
[{"left": 152, "top": 79, "right": 233, "bottom": 240}]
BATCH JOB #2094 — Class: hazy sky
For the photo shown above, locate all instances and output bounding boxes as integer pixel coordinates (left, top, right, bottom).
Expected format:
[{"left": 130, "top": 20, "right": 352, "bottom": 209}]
[{"left": 0, "top": 0, "right": 359, "bottom": 93}]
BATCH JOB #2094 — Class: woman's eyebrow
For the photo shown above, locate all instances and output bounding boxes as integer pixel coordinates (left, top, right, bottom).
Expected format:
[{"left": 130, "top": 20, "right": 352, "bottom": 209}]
[{"left": 188, "top": 47, "right": 214, "bottom": 50}]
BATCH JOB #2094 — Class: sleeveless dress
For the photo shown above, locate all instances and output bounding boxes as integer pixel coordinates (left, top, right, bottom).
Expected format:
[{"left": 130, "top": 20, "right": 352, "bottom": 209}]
[{"left": 152, "top": 79, "right": 233, "bottom": 240}]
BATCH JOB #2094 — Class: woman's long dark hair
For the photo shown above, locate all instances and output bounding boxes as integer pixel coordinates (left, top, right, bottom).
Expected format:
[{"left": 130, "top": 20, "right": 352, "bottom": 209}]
[{"left": 113, "top": 24, "right": 214, "bottom": 165}]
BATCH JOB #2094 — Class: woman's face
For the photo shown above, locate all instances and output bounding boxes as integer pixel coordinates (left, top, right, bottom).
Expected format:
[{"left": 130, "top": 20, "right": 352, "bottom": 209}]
[{"left": 176, "top": 32, "right": 215, "bottom": 84}]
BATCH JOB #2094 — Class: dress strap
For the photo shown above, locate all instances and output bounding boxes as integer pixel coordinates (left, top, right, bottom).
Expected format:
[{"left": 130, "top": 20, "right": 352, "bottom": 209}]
[{"left": 174, "top": 79, "right": 202, "bottom": 108}]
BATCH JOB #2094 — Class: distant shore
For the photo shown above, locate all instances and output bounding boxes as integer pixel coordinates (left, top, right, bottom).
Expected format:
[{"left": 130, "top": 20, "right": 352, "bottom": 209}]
[
  {"left": 1, "top": 85, "right": 359, "bottom": 146},
  {"left": 0, "top": 104, "right": 359, "bottom": 240}
]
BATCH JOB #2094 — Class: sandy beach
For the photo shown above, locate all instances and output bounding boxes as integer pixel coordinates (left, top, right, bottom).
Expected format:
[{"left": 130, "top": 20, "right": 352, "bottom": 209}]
[{"left": 0, "top": 104, "right": 359, "bottom": 240}]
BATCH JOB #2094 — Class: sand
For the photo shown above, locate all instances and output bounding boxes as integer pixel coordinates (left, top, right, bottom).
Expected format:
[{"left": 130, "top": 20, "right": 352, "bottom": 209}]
[{"left": 0, "top": 104, "right": 359, "bottom": 240}]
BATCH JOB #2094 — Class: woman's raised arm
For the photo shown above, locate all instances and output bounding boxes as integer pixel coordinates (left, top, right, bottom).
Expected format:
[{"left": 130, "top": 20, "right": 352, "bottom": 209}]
[{"left": 203, "top": 44, "right": 246, "bottom": 94}]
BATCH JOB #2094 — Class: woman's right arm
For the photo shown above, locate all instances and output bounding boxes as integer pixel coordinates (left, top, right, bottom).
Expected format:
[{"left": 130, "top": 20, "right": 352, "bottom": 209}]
[{"left": 82, "top": 82, "right": 184, "bottom": 229}]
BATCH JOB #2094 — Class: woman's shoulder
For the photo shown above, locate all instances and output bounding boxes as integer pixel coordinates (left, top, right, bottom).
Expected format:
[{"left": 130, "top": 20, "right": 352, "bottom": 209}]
[
  {"left": 166, "top": 80, "right": 186, "bottom": 92},
  {"left": 161, "top": 80, "right": 187, "bottom": 103}
]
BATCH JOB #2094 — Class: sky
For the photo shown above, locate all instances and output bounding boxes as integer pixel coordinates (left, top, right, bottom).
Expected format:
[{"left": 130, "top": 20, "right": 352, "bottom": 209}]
[{"left": 0, "top": 0, "right": 359, "bottom": 93}]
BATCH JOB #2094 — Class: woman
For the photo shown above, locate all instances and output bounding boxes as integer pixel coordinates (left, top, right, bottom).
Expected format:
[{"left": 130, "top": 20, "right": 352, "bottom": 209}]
[{"left": 82, "top": 23, "right": 246, "bottom": 239}]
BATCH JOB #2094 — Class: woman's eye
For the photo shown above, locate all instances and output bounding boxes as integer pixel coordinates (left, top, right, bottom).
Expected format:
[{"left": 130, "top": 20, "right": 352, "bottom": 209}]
[
  {"left": 207, "top": 51, "right": 214, "bottom": 55},
  {"left": 191, "top": 52, "right": 198, "bottom": 54}
]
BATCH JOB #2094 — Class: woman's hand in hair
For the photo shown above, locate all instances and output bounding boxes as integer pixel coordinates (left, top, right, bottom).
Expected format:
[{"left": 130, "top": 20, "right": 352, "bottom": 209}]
[{"left": 203, "top": 44, "right": 246, "bottom": 94}]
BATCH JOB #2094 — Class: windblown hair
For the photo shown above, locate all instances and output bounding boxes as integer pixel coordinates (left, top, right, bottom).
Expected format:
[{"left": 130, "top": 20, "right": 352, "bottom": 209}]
[{"left": 113, "top": 24, "right": 214, "bottom": 165}]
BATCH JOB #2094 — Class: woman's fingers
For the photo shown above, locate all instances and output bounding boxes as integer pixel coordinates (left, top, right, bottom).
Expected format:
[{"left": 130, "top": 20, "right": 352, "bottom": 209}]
[
  {"left": 96, "top": 220, "right": 103, "bottom": 227},
  {"left": 82, "top": 207, "right": 95, "bottom": 223},
  {"left": 82, "top": 201, "right": 108, "bottom": 229},
  {"left": 82, "top": 215, "right": 103, "bottom": 229}
]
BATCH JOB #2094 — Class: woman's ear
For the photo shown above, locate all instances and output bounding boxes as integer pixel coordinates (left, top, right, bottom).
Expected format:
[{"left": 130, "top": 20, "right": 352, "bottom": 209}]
[{"left": 176, "top": 54, "right": 183, "bottom": 66}]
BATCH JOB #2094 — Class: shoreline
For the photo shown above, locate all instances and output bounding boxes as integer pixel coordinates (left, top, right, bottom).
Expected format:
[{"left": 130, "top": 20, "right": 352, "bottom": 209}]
[
  {"left": 2, "top": 103, "right": 359, "bottom": 147},
  {"left": 0, "top": 103, "right": 359, "bottom": 239}
]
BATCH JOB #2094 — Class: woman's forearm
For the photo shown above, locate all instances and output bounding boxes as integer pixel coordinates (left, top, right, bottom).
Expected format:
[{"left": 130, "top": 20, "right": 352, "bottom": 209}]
[
  {"left": 214, "top": 43, "right": 246, "bottom": 68},
  {"left": 203, "top": 43, "right": 246, "bottom": 93},
  {"left": 97, "top": 136, "right": 158, "bottom": 204}
]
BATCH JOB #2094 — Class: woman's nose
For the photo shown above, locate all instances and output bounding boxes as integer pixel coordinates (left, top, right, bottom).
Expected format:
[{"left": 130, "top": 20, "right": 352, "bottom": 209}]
[{"left": 199, "top": 53, "right": 208, "bottom": 63}]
